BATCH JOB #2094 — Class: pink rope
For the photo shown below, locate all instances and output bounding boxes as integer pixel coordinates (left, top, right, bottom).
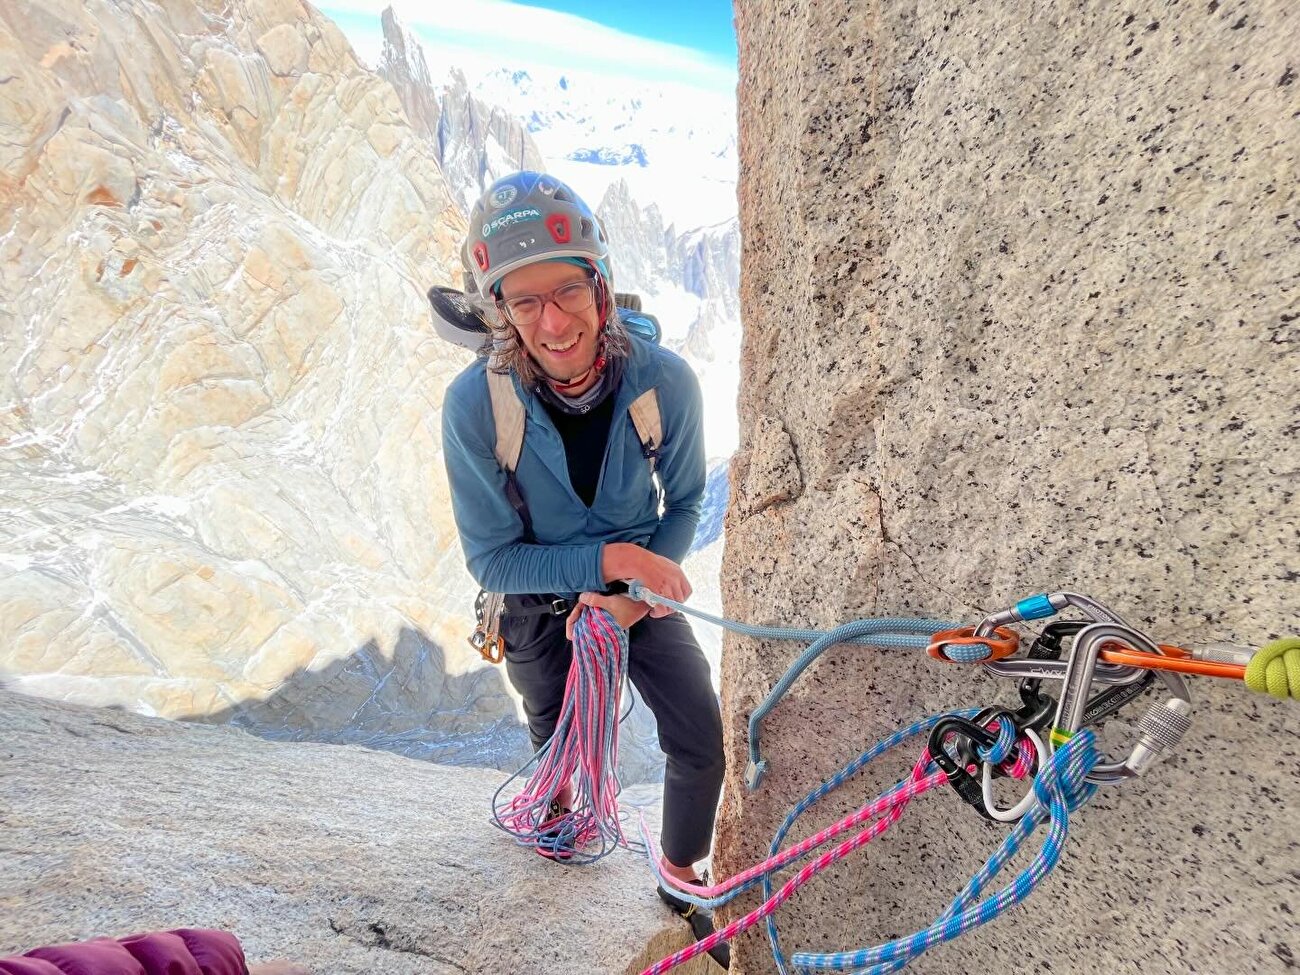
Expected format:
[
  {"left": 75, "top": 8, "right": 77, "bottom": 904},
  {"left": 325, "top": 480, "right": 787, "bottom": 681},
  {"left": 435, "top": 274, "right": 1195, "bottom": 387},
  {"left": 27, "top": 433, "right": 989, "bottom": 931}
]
[
  {"left": 492, "top": 607, "right": 631, "bottom": 862},
  {"left": 642, "top": 720, "right": 1041, "bottom": 973},
  {"left": 645, "top": 770, "right": 939, "bottom": 900},
  {"left": 640, "top": 751, "right": 949, "bottom": 975}
]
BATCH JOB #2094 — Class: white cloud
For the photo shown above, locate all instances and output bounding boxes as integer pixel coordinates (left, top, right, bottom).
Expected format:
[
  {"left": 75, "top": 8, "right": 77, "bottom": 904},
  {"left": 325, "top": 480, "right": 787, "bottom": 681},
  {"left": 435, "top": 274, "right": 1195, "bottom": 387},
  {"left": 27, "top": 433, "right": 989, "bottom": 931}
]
[{"left": 316, "top": 0, "right": 737, "bottom": 94}]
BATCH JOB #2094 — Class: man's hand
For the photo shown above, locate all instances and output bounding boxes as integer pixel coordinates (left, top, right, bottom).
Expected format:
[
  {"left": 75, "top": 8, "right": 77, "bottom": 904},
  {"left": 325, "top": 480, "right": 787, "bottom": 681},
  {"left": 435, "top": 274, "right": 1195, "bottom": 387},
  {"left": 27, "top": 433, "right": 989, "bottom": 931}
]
[
  {"left": 566, "top": 592, "right": 653, "bottom": 640},
  {"left": 601, "top": 543, "right": 692, "bottom": 607}
]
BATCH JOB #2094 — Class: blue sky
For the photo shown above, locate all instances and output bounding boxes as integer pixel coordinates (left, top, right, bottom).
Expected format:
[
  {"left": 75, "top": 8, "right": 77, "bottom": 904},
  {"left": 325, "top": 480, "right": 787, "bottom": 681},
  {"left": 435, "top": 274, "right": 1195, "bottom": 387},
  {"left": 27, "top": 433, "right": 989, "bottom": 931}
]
[
  {"left": 316, "top": 0, "right": 738, "bottom": 93},
  {"left": 506, "top": 0, "right": 738, "bottom": 63}
]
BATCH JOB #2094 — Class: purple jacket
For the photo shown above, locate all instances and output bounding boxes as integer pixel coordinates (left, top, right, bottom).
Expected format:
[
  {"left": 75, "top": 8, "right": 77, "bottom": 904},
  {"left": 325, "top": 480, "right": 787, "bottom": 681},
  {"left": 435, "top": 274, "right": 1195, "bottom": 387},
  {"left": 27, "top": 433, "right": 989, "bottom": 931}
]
[{"left": 0, "top": 929, "right": 246, "bottom": 975}]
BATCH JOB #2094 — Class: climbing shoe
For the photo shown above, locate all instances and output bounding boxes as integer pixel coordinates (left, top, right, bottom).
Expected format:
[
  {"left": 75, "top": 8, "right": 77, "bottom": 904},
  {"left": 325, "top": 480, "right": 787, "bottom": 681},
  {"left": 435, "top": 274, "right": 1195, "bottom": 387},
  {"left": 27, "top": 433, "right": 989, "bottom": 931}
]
[
  {"left": 535, "top": 800, "right": 575, "bottom": 861},
  {"left": 657, "top": 881, "right": 730, "bottom": 970}
]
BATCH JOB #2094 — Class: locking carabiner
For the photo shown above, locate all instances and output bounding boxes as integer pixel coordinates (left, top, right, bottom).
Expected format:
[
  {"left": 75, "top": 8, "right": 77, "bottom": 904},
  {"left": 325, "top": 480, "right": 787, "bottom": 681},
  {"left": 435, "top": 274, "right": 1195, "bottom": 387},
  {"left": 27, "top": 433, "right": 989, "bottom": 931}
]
[
  {"left": 468, "top": 590, "right": 508, "bottom": 665},
  {"left": 974, "top": 591, "right": 1135, "bottom": 638},
  {"left": 1049, "top": 622, "right": 1192, "bottom": 784}
]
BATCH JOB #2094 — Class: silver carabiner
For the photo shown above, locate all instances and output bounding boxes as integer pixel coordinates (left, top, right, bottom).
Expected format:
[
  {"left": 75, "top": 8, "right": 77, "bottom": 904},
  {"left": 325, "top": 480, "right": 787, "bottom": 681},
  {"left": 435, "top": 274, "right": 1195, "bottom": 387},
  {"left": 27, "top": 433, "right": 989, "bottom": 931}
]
[
  {"left": 981, "top": 657, "right": 1149, "bottom": 685},
  {"left": 1049, "top": 622, "right": 1192, "bottom": 783},
  {"left": 974, "top": 590, "right": 1133, "bottom": 638},
  {"left": 978, "top": 592, "right": 1148, "bottom": 687}
]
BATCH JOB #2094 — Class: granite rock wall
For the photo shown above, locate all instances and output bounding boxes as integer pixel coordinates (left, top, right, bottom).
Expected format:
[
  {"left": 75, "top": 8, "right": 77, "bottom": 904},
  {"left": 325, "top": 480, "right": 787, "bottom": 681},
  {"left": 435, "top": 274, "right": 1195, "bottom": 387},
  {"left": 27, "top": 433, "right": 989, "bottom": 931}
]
[{"left": 720, "top": 2, "right": 1297, "bottom": 972}]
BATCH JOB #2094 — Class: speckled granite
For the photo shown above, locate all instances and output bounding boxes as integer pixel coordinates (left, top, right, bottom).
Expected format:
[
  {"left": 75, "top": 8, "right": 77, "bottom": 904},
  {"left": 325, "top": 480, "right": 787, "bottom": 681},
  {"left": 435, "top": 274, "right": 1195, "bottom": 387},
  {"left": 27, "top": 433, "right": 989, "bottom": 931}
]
[{"left": 720, "top": 1, "right": 1298, "bottom": 973}]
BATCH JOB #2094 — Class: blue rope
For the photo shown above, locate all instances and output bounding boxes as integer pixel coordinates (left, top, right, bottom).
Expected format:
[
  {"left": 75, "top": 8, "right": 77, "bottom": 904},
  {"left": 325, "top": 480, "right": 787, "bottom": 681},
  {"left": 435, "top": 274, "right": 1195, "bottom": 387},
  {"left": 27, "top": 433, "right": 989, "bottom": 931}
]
[
  {"left": 786, "top": 731, "right": 1099, "bottom": 973},
  {"left": 761, "top": 709, "right": 980, "bottom": 973},
  {"left": 626, "top": 581, "right": 959, "bottom": 789}
]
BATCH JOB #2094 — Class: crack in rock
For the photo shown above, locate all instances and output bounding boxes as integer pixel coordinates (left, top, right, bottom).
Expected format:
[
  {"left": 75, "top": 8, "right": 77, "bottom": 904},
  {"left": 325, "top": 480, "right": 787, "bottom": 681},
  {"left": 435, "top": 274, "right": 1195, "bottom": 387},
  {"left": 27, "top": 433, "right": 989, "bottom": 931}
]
[{"left": 327, "top": 917, "right": 469, "bottom": 971}]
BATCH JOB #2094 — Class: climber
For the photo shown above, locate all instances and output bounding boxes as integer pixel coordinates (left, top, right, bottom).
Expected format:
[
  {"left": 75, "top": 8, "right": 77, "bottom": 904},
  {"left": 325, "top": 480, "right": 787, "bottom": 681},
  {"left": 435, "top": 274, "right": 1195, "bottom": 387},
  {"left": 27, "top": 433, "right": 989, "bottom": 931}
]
[{"left": 441, "top": 171, "right": 728, "bottom": 967}]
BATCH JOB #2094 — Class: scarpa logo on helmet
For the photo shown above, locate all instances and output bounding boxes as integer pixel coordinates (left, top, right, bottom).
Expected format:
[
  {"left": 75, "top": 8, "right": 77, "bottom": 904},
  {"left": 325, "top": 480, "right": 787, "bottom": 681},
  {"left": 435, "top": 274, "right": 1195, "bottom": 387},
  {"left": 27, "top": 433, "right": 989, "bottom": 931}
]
[
  {"left": 482, "top": 208, "right": 542, "bottom": 237},
  {"left": 490, "top": 185, "right": 518, "bottom": 209}
]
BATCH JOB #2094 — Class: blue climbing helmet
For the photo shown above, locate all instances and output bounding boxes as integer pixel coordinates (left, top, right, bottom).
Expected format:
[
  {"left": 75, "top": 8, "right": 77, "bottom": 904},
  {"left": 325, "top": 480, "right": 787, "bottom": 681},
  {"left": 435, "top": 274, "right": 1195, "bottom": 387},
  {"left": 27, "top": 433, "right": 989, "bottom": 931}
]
[{"left": 461, "top": 171, "right": 613, "bottom": 300}]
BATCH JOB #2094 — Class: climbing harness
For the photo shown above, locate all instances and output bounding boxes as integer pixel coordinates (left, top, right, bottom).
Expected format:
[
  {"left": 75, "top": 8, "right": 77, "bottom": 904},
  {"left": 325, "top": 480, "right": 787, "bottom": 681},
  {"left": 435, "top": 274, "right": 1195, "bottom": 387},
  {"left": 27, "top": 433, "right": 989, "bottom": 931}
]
[{"left": 616, "top": 582, "right": 1295, "bottom": 974}]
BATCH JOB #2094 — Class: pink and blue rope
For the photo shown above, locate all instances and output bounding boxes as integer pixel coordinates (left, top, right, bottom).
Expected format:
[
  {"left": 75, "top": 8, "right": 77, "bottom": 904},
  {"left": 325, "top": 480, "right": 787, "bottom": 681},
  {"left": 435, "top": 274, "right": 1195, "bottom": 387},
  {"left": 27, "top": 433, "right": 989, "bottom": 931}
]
[{"left": 491, "top": 607, "right": 640, "bottom": 865}]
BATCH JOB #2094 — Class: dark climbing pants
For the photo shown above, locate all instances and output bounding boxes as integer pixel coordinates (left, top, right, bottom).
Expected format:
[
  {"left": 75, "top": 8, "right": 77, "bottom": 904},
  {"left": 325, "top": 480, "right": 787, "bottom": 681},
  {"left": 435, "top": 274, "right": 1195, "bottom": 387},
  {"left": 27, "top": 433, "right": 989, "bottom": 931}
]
[{"left": 500, "top": 594, "right": 725, "bottom": 868}]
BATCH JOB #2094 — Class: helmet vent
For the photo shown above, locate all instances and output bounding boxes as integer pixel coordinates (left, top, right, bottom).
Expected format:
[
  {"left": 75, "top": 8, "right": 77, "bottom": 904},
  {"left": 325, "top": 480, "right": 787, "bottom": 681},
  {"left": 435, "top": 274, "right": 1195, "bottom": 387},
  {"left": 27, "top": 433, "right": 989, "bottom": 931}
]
[
  {"left": 546, "top": 214, "right": 572, "bottom": 244},
  {"left": 553, "top": 186, "right": 574, "bottom": 203},
  {"left": 580, "top": 218, "right": 594, "bottom": 240}
]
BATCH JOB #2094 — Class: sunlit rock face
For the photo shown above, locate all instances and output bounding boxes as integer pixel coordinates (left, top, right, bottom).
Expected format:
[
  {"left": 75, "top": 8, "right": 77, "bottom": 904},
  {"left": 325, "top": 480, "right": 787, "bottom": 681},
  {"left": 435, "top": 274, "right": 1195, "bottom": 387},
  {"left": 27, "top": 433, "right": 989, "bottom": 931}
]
[
  {"left": 0, "top": 0, "right": 488, "bottom": 736},
  {"left": 721, "top": 2, "right": 1297, "bottom": 973}
]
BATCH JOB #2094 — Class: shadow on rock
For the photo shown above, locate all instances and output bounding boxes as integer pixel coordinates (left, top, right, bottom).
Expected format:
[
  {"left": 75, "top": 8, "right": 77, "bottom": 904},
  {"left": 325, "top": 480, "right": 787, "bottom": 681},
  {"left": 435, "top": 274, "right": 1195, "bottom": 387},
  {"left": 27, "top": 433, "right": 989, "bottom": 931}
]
[{"left": 180, "top": 626, "right": 667, "bottom": 786}]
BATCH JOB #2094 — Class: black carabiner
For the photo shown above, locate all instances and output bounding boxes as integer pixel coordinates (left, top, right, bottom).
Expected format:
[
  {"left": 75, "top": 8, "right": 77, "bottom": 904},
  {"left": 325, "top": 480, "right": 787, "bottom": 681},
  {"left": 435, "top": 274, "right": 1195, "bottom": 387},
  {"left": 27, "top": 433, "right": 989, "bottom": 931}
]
[
  {"left": 1012, "top": 683, "right": 1057, "bottom": 735},
  {"left": 927, "top": 715, "right": 1006, "bottom": 822}
]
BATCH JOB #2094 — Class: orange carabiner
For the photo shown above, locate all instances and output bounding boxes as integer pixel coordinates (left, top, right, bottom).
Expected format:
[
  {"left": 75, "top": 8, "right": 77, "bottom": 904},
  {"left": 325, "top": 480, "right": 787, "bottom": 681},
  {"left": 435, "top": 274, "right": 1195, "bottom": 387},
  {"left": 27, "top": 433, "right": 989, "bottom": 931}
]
[
  {"left": 927, "top": 625, "right": 1020, "bottom": 663},
  {"left": 1097, "top": 643, "right": 1245, "bottom": 680},
  {"left": 479, "top": 633, "right": 506, "bottom": 665}
]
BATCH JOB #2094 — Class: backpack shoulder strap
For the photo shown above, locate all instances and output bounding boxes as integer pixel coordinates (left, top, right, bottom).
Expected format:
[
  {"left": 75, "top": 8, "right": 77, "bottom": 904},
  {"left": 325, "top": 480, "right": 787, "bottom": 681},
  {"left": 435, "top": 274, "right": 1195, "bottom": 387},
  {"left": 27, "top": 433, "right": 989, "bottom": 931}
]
[
  {"left": 486, "top": 369, "right": 525, "bottom": 473},
  {"left": 627, "top": 388, "right": 663, "bottom": 473}
]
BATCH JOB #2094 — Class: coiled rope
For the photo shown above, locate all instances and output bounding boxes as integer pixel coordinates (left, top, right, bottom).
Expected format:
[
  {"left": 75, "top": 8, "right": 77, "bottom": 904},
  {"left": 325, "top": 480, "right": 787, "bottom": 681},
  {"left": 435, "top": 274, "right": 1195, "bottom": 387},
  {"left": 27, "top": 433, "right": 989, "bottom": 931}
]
[{"left": 491, "top": 607, "right": 637, "bottom": 864}]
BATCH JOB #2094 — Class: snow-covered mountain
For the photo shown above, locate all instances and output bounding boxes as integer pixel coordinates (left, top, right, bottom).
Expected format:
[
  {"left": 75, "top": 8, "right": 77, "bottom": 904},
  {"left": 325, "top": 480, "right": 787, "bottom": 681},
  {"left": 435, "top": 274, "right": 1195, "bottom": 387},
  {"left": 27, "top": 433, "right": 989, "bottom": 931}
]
[
  {"left": 473, "top": 65, "right": 738, "bottom": 232},
  {"left": 595, "top": 180, "right": 740, "bottom": 459}
]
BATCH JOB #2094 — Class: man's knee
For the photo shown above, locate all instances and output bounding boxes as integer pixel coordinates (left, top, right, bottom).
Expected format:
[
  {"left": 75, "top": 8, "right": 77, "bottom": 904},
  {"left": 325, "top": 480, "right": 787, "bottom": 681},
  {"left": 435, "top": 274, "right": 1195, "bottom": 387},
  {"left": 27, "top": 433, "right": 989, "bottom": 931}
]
[{"left": 661, "top": 699, "right": 724, "bottom": 776}]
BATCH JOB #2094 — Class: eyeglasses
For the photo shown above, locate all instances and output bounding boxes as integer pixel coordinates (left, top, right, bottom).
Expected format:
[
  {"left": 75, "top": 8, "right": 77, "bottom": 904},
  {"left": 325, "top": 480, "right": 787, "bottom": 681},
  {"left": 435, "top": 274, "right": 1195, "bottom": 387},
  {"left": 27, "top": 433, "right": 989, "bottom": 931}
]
[{"left": 497, "top": 278, "right": 597, "bottom": 327}]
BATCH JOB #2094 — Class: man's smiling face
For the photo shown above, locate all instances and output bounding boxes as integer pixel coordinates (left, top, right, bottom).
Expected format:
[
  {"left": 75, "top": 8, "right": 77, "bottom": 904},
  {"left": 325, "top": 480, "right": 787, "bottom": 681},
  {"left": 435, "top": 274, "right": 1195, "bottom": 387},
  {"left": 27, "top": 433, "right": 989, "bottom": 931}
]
[{"left": 498, "top": 260, "right": 603, "bottom": 393}]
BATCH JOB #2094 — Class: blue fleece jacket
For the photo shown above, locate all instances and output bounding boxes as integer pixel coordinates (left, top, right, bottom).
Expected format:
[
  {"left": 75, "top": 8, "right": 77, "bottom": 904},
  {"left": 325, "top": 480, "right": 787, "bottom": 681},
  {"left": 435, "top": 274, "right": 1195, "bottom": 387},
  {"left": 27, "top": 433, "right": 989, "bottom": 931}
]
[{"left": 441, "top": 335, "right": 706, "bottom": 595}]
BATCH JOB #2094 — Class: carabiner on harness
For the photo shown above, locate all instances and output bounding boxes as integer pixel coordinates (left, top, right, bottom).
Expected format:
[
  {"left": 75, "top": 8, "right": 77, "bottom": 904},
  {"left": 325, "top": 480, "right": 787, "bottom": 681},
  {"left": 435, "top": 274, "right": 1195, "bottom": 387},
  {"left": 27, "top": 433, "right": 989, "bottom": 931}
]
[{"left": 469, "top": 589, "right": 507, "bottom": 665}]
